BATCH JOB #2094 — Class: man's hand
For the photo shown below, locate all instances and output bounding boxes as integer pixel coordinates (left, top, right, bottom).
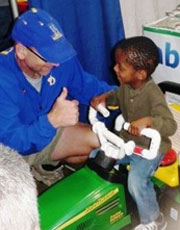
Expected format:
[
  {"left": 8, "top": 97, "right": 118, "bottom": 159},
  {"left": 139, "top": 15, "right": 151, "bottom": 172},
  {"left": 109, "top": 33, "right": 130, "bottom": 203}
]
[
  {"left": 48, "top": 87, "right": 79, "bottom": 128},
  {"left": 128, "top": 117, "right": 153, "bottom": 136}
]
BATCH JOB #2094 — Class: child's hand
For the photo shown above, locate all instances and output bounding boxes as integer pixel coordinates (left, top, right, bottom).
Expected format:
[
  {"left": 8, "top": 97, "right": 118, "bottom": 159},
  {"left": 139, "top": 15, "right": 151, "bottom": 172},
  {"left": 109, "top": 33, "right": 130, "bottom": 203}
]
[
  {"left": 91, "top": 93, "right": 109, "bottom": 109},
  {"left": 128, "top": 117, "right": 152, "bottom": 136}
]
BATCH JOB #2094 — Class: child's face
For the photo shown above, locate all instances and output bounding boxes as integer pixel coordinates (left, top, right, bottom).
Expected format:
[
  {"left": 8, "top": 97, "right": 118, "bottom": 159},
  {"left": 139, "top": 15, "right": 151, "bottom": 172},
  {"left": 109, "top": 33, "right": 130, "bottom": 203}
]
[{"left": 113, "top": 49, "right": 141, "bottom": 88}]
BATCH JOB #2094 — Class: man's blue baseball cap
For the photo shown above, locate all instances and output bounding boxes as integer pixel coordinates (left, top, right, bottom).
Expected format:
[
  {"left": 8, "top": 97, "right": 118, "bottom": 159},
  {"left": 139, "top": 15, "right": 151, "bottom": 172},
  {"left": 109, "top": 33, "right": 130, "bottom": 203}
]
[{"left": 12, "top": 8, "right": 76, "bottom": 63}]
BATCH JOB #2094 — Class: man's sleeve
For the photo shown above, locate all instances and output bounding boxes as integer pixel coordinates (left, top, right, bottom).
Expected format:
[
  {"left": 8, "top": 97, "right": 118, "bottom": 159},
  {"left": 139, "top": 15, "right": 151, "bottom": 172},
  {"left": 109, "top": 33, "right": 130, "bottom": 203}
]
[{"left": 0, "top": 88, "right": 56, "bottom": 155}]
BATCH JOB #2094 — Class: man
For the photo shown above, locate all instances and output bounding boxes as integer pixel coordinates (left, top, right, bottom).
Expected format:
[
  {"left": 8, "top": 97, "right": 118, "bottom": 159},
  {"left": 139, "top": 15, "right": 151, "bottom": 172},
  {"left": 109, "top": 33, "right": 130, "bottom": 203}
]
[
  {"left": 0, "top": 144, "right": 39, "bottom": 230},
  {"left": 0, "top": 8, "right": 114, "bottom": 171}
]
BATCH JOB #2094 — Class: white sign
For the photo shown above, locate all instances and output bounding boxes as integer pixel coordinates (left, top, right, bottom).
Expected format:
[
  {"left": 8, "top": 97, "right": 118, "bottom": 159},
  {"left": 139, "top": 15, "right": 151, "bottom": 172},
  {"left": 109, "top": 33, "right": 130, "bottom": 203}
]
[{"left": 144, "top": 29, "right": 180, "bottom": 84}]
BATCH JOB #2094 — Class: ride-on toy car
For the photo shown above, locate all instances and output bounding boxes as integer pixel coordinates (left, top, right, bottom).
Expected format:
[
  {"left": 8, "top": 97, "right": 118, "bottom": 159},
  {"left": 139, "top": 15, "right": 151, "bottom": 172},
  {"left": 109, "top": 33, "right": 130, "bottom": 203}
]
[{"left": 38, "top": 102, "right": 162, "bottom": 230}]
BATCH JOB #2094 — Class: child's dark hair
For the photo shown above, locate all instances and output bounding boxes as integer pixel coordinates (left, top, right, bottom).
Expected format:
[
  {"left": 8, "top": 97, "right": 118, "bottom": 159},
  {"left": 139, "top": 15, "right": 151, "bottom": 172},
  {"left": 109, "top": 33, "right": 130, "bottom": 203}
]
[{"left": 114, "top": 36, "right": 159, "bottom": 77}]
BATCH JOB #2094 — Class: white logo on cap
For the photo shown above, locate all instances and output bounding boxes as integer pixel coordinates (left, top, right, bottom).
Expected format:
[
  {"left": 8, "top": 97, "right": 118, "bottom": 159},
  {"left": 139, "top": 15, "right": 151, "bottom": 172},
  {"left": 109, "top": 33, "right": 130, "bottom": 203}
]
[
  {"left": 39, "top": 21, "right": 44, "bottom": 26},
  {"left": 31, "top": 8, "right": 38, "bottom": 13},
  {"left": 47, "top": 75, "right": 56, "bottom": 86},
  {"left": 49, "top": 23, "right": 63, "bottom": 41},
  {"left": 22, "top": 20, "right": 27, "bottom": 25}
]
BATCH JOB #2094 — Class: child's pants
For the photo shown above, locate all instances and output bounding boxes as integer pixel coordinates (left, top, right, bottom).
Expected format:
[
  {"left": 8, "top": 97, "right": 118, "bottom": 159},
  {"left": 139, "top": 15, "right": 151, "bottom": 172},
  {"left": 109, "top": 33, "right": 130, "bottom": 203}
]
[{"left": 116, "top": 153, "right": 163, "bottom": 224}]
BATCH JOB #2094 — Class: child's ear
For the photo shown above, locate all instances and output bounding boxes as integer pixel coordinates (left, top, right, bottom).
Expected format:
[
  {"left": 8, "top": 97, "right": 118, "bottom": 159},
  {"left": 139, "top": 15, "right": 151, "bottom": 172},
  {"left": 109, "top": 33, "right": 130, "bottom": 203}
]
[{"left": 137, "top": 69, "right": 147, "bottom": 80}]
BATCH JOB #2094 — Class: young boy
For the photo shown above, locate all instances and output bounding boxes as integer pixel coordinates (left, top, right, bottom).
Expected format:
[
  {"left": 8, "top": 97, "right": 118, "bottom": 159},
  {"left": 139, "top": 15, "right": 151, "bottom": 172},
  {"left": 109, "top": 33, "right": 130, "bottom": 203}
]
[{"left": 91, "top": 36, "right": 177, "bottom": 230}]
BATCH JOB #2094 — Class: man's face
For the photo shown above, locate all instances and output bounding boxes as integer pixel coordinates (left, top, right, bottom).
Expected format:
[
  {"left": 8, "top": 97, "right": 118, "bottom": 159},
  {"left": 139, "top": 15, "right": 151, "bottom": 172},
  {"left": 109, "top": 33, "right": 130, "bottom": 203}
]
[{"left": 24, "top": 47, "right": 59, "bottom": 78}]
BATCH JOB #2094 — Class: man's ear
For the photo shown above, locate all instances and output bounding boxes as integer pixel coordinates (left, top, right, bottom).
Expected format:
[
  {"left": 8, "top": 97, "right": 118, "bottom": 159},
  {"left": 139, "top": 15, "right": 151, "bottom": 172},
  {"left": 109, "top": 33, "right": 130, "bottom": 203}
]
[
  {"left": 137, "top": 69, "right": 147, "bottom": 80},
  {"left": 15, "top": 43, "right": 27, "bottom": 60}
]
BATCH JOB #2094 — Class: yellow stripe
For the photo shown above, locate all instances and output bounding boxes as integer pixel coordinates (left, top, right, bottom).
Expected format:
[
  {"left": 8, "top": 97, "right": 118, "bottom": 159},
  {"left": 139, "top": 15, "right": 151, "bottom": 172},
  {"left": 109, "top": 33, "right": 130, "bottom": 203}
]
[
  {"left": 55, "top": 188, "right": 119, "bottom": 230},
  {"left": 1, "top": 47, "right": 13, "bottom": 55},
  {"left": 107, "top": 106, "right": 119, "bottom": 110},
  {"left": 170, "top": 104, "right": 180, "bottom": 112}
]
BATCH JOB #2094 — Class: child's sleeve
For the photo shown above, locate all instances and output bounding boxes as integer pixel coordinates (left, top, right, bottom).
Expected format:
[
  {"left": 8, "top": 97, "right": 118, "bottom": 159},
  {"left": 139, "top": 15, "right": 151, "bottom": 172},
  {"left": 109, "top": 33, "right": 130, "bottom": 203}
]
[{"left": 106, "top": 88, "right": 121, "bottom": 109}]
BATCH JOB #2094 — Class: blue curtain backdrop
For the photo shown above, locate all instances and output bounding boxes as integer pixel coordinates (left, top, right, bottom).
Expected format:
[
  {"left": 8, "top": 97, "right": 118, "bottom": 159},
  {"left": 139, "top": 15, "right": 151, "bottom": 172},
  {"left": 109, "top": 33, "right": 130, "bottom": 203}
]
[{"left": 28, "top": 0, "right": 124, "bottom": 122}]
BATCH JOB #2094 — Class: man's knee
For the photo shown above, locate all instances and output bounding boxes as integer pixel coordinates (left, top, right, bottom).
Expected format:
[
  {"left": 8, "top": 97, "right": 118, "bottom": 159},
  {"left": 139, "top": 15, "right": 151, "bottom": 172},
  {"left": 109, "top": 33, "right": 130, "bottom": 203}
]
[
  {"left": 64, "top": 155, "right": 89, "bottom": 164},
  {"left": 51, "top": 123, "right": 100, "bottom": 161}
]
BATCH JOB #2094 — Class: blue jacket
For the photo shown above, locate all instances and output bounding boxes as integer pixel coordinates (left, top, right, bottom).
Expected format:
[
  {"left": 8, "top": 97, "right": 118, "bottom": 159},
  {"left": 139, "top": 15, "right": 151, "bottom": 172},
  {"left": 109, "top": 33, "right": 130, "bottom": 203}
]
[{"left": 0, "top": 48, "right": 114, "bottom": 155}]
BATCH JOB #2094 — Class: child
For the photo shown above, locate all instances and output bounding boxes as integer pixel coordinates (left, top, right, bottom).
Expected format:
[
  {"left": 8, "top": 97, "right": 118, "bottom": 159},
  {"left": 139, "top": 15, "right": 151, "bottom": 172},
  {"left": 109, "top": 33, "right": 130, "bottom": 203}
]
[{"left": 91, "top": 36, "right": 177, "bottom": 230}]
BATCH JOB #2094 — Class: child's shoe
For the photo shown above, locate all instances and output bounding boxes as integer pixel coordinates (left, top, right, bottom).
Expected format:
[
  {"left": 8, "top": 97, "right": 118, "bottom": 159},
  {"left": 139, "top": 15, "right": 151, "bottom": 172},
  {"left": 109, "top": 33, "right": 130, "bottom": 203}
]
[
  {"left": 135, "top": 222, "right": 158, "bottom": 230},
  {"left": 134, "top": 212, "right": 167, "bottom": 230}
]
